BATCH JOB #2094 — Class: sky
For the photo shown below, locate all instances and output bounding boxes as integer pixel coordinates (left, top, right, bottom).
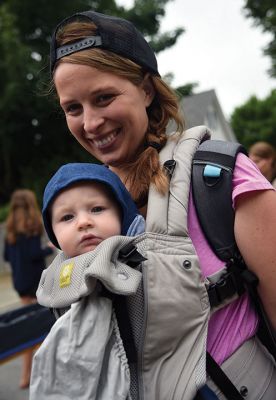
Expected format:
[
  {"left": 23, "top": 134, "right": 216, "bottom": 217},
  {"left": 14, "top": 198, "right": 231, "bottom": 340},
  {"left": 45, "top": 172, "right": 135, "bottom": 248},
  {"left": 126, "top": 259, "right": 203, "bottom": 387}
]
[{"left": 118, "top": 0, "right": 276, "bottom": 118}]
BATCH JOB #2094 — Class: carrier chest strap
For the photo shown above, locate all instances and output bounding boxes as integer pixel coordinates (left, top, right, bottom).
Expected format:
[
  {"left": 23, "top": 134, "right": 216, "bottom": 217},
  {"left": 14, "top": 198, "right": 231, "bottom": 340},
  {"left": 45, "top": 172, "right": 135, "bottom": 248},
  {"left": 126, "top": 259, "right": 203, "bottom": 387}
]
[{"left": 207, "top": 258, "right": 251, "bottom": 307}]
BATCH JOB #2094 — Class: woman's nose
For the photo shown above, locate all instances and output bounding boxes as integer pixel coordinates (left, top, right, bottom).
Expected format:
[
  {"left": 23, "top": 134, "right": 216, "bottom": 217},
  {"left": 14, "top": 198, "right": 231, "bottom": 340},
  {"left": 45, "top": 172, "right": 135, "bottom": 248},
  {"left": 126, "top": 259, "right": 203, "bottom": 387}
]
[{"left": 83, "top": 107, "right": 104, "bottom": 134}]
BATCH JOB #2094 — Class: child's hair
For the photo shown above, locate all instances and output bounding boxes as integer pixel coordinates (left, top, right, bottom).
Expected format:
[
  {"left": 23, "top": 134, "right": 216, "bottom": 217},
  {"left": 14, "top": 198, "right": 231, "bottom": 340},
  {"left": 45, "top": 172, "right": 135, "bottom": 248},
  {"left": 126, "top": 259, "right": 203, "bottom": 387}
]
[
  {"left": 249, "top": 141, "right": 276, "bottom": 162},
  {"left": 53, "top": 20, "right": 185, "bottom": 205},
  {"left": 5, "top": 189, "right": 44, "bottom": 244},
  {"left": 249, "top": 141, "right": 276, "bottom": 180}
]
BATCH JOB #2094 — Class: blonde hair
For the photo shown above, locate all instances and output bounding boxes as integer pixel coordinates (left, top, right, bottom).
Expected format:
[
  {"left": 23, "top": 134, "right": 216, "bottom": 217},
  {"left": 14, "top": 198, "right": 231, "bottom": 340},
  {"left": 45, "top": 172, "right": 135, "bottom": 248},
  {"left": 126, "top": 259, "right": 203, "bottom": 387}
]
[
  {"left": 54, "top": 21, "right": 184, "bottom": 204},
  {"left": 5, "top": 189, "right": 43, "bottom": 244}
]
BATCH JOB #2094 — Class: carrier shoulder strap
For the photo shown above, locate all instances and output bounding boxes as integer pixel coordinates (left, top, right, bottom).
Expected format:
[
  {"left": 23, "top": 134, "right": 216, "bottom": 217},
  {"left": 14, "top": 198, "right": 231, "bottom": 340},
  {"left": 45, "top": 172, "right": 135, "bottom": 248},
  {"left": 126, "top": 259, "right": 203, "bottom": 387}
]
[
  {"left": 192, "top": 139, "right": 246, "bottom": 261},
  {"left": 192, "top": 139, "right": 276, "bottom": 364},
  {"left": 146, "top": 125, "right": 211, "bottom": 235}
]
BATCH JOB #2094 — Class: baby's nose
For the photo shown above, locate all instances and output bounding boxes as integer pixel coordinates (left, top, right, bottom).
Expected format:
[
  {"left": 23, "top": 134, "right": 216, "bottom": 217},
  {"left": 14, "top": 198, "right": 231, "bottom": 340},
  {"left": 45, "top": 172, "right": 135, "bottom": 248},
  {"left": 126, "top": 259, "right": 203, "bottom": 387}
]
[{"left": 78, "top": 213, "right": 94, "bottom": 229}]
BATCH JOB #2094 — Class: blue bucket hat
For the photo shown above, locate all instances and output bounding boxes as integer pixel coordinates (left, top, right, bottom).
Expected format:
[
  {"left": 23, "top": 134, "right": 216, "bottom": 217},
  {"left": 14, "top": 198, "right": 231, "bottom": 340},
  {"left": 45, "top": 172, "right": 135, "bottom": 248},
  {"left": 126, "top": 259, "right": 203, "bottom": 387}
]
[{"left": 42, "top": 163, "right": 139, "bottom": 248}]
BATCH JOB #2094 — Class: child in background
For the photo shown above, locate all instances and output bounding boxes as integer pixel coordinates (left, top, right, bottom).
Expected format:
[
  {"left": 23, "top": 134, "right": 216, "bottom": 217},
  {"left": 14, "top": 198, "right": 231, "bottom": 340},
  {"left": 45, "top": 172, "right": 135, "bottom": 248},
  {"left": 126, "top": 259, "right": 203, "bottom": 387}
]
[
  {"left": 30, "top": 163, "right": 145, "bottom": 399},
  {"left": 4, "top": 189, "right": 54, "bottom": 389},
  {"left": 248, "top": 141, "right": 276, "bottom": 187}
]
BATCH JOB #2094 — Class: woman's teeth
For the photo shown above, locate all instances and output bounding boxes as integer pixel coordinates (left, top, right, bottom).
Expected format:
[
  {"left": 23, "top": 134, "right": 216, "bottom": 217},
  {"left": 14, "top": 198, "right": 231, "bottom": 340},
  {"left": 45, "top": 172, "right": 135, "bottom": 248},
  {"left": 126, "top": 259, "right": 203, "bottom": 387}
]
[{"left": 94, "top": 131, "right": 118, "bottom": 148}]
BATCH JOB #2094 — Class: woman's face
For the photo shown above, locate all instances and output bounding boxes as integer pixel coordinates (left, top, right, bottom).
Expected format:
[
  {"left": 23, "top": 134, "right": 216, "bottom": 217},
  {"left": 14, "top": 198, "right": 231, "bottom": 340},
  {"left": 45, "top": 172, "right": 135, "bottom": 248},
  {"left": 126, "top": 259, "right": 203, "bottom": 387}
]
[{"left": 54, "top": 63, "right": 154, "bottom": 171}]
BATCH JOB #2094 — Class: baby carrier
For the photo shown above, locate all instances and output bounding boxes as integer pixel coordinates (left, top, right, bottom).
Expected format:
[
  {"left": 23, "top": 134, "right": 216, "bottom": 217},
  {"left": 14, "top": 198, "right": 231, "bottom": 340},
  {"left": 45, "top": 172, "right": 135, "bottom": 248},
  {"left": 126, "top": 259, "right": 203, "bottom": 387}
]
[
  {"left": 35, "top": 126, "right": 276, "bottom": 400},
  {"left": 116, "top": 126, "right": 276, "bottom": 399}
]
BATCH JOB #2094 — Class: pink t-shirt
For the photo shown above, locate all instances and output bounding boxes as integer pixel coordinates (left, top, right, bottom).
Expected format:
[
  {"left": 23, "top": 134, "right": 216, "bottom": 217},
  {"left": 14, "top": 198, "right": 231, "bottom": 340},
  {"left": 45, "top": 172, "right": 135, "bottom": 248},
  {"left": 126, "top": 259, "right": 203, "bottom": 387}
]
[{"left": 188, "top": 153, "right": 274, "bottom": 365}]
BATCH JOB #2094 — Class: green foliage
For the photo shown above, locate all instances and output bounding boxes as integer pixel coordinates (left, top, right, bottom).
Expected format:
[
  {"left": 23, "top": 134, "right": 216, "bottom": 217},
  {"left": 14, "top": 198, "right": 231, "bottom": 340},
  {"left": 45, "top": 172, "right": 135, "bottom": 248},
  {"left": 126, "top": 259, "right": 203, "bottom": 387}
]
[
  {"left": 0, "top": 0, "right": 183, "bottom": 205},
  {"left": 243, "top": 1, "right": 276, "bottom": 77},
  {"left": 123, "top": 0, "right": 184, "bottom": 52},
  {"left": 162, "top": 73, "right": 198, "bottom": 98},
  {"left": 175, "top": 82, "right": 198, "bottom": 98},
  {"left": 0, "top": 203, "right": 9, "bottom": 223},
  {"left": 230, "top": 89, "right": 276, "bottom": 148}
]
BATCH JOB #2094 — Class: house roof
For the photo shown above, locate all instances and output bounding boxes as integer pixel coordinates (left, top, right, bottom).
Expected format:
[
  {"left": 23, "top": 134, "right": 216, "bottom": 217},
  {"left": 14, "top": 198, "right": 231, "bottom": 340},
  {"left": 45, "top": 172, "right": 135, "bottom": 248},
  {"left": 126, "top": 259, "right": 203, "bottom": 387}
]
[{"left": 177, "top": 89, "right": 236, "bottom": 141}]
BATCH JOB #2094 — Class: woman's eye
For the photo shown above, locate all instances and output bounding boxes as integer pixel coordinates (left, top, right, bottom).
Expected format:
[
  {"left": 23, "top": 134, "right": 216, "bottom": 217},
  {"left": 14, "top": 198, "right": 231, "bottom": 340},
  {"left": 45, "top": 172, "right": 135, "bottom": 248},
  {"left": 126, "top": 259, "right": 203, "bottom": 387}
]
[
  {"left": 96, "top": 94, "right": 115, "bottom": 106},
  {"left": 64, "top": 103, "right": 81, "bottom": 114}
]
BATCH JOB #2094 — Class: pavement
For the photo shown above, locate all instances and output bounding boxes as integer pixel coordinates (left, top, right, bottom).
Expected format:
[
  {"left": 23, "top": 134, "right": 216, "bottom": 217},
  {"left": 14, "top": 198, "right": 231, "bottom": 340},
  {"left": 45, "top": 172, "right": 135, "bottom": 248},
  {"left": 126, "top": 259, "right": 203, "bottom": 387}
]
[{"left": 0, "top": 272, "right": 30, "bottom": 400}]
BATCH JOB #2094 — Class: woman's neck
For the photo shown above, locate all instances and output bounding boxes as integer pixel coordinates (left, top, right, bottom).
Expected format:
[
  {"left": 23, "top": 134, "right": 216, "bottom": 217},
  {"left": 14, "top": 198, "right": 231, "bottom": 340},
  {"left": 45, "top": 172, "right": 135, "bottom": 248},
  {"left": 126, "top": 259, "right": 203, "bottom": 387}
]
[
  {"left": 109, "top": 165, "right": 148, "bottom": 219},
  {"left": 138, "top": 204, "right": 147, "bottom": 219},
  {"left": 109, "top": 166, "right": 128, "bottom": 186}
]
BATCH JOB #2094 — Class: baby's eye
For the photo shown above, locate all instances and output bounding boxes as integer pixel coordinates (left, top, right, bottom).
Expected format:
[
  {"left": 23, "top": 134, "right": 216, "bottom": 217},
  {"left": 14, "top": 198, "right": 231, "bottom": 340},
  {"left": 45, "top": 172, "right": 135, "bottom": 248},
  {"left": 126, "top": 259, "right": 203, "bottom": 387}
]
[
  {"left": 91, "top": 206, "right": 105, "bottom": 213},
  {"left": 61, "top": 214, "right": 74, "bottom": 221}
]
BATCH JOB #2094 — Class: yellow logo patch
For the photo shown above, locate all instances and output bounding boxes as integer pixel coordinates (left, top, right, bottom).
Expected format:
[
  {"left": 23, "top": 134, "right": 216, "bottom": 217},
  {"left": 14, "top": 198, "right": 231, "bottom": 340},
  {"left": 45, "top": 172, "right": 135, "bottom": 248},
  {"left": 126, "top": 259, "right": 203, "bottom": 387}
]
[{"left": 60, "top": 263, "right": 74, "bottom": 288}]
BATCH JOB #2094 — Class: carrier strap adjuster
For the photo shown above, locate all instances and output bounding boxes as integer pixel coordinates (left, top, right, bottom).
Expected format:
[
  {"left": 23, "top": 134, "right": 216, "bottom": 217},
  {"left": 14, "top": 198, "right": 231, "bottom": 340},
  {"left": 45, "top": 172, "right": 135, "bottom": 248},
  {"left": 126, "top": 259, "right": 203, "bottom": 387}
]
[
  {"left": 163, "top": 159, "right": 176, "bottom": 179},
  {"left": 208, "top": 269, "right": 245, "bottom": 308},
  {"left": 119, "top": 243, "right": 147, "bottom": 267}
]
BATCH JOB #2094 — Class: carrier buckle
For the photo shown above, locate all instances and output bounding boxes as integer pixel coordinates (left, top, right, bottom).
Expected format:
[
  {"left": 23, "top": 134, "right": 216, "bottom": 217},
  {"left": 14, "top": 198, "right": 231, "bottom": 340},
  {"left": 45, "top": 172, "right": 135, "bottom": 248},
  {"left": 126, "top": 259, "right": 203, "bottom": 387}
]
[
  {"left": 208, "top": 271, "right": 245, "bottom": 308},
  {"left": 119, "top": 243, "right": 147, "bottom": 267}
]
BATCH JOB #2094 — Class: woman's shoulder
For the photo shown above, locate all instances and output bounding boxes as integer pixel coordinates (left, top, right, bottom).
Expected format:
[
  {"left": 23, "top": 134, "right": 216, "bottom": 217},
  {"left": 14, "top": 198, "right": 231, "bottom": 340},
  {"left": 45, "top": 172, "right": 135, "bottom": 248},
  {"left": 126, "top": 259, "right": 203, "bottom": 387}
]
[{"left": 232, "top": 153, "right": 275, "bottom": 208}]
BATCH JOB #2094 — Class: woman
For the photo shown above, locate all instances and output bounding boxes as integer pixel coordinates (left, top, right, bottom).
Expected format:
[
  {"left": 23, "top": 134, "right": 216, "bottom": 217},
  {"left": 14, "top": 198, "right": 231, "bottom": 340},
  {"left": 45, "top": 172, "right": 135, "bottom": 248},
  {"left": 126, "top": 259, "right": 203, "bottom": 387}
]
[
  {"left": 48, "top": 11, "right": 276, "bottom": 399},
  {"left": 4, "top": 189, "right": 54, "bottom": 389}
]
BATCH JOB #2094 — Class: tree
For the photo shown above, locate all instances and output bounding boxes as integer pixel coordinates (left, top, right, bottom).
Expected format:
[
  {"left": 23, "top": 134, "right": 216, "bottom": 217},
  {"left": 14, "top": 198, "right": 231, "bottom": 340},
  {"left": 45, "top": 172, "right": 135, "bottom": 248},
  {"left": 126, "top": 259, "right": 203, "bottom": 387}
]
[
  {"left": 175, "top": 83, "right": 198, "bottom": 98},
  {"left": 0, "top": 5, "right": 36, "bottom": 200},
  {"left": 162, "top": 73, "right": 198, "bottom": 98},
  {"left": 0, "top": 0, "right": 184, "bottom": 205},
  {"left": 243, "top": 1, "right": 276, "bottom": 77},
  {"left": 230, "top": 89, "right": 276, "bottom": 148}
]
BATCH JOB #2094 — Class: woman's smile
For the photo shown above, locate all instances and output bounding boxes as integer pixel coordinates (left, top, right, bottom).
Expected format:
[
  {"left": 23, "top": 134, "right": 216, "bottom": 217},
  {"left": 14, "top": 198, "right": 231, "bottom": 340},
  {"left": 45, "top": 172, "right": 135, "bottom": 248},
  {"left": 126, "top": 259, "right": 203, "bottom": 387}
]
[{"left": 89, "top": 128, "right": 120, "bottom": 150}]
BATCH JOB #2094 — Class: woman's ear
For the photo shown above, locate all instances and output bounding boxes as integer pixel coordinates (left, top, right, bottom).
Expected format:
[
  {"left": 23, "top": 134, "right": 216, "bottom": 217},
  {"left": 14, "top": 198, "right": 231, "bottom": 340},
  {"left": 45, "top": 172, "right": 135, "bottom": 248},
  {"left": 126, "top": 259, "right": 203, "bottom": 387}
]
[{"left": 141, "top": 74, "right": 155, "bottom": 107}]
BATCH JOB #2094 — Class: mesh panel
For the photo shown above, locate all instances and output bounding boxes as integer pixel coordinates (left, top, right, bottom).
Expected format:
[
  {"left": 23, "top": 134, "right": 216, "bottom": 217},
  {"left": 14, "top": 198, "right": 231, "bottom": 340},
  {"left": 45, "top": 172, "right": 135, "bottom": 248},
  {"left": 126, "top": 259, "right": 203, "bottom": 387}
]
[
  {"left": 129, "top": 363, "right": 139, "bottom": 400},
  {"left": 37, "top": 236, "right": 142, "bottom": 309},
  {"left": 126, "top": 265, "right": 144, "bottom": 400},
  {"left": 127, "top": 278, "right": 144, "bottom": 353},
  {"left": 196, "top": 350, "right": 207, "bottom": 390}
]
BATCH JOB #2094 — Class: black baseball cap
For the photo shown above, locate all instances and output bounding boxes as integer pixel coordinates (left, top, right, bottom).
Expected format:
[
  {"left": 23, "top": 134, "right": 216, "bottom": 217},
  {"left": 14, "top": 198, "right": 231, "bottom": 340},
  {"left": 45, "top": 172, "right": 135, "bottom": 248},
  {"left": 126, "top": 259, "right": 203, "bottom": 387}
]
[{"left": 50, "top": 10, "right": 160, "bottom": 76}]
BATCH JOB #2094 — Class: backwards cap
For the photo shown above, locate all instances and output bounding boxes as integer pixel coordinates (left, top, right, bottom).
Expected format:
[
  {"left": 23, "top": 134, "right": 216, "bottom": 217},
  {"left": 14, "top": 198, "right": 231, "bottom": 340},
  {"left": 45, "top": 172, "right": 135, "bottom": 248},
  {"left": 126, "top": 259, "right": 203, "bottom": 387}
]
[
  {"left": 42, "top": 163, "right": 139, "bottom": 248},
  {"left": 50, "top": 10, "right": 159, "bottom": 76}
]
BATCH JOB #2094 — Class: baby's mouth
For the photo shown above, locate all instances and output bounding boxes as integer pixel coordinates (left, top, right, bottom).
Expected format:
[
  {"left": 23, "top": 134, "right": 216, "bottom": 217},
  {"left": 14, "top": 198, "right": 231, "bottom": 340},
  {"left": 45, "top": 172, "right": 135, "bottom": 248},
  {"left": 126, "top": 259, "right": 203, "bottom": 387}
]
[{"left": 80, "top": 234, "right": 101, "bottom": 246}]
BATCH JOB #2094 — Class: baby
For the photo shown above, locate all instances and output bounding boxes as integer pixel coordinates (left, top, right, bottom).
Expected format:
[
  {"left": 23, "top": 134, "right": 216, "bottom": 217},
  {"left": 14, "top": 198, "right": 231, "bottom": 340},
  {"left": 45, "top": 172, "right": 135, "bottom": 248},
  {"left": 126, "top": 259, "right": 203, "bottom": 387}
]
[{"left": 30, "top": 163, "right": 145, "bottom": 400}]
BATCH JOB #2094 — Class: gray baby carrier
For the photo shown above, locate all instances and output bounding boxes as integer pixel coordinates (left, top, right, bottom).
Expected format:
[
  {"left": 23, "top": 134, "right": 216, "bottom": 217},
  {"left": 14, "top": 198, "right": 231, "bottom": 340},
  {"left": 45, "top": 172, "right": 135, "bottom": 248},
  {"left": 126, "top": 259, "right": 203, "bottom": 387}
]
[{"left": 35, "top": 126, "right": 275, "bottom": 399}]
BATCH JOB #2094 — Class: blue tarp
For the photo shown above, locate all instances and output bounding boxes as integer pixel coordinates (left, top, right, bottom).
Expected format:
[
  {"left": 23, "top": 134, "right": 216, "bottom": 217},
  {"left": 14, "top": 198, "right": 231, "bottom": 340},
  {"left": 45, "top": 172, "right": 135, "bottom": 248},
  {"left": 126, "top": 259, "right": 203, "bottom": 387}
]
[{"left": 0, "top": 303, "right": 55, "bottom": 361}]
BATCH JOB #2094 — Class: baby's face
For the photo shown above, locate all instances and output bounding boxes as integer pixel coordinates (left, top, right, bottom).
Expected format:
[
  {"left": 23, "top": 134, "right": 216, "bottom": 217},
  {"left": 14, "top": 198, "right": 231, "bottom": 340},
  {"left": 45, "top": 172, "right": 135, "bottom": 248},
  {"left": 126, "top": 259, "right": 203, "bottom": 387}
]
[{"left": 51, "top": 182, "right": 121, "bottom": 257}]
